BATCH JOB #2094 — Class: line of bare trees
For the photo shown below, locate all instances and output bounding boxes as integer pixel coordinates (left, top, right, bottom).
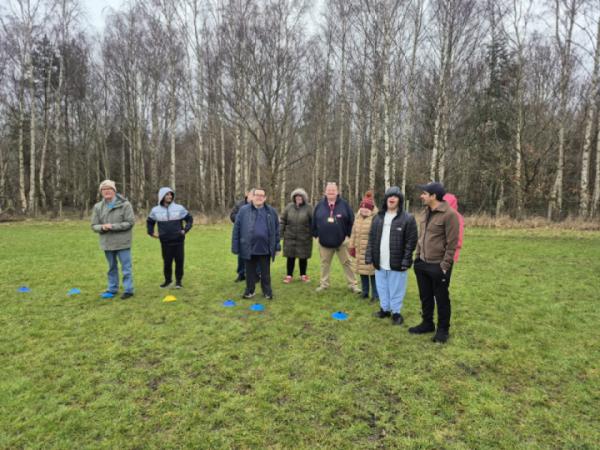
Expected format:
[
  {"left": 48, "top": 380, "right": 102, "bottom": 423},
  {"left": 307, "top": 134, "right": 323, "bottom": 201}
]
[{"left": 1, "top": 0, "right": 600, "bottom": 220}]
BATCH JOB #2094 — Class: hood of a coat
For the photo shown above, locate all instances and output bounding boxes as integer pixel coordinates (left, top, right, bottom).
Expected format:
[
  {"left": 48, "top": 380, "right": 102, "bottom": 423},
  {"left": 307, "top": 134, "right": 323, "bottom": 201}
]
[
  {"left": 444, "top": 193, "right": 458, "bottom": 211},
  {"left": 380, "top": 187, "right": 404, "bottom": 214},
  {"left": 290, "top": 188, "right": 309, "bottom": 205},
  {"left": 158, "top": 187, "right": 175, "bottom": 205}
]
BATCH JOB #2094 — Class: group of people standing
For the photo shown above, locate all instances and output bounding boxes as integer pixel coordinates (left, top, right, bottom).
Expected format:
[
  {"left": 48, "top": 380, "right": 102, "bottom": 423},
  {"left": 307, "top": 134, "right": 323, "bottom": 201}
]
[
  {"left": 229, "top": 181, "right": 463, "bottom": 343},
  {"left": 91, "top": 178, "right": 463, "bottom": 343}
]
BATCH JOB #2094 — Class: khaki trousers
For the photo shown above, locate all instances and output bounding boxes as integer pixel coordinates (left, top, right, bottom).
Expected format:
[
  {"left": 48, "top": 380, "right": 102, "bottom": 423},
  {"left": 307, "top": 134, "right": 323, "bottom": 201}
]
[{"left": 318, "top": 240, "right": 357, "bottom": 288}]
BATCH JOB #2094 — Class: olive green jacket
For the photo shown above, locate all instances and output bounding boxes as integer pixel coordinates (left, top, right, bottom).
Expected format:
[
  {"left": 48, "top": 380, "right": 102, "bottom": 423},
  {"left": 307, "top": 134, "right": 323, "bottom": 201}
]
[{"left": 91, "top": 194, "right": 135, "bottom": 251}]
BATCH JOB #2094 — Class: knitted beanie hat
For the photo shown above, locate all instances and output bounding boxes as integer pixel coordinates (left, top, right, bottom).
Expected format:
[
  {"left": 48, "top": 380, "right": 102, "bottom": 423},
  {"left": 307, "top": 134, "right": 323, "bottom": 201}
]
[
  {"left": 99, "top": 180, "right": 116, "bottom": 192},
  {"left": 359, "top": 191, "right": 375, "bottom": 210}
]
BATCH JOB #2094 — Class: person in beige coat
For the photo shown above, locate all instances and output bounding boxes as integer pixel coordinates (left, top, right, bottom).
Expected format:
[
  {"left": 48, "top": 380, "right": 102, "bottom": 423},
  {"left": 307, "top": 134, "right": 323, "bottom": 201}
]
[{"left": 349, "top": 191, "right": 379, "bottom": 300}]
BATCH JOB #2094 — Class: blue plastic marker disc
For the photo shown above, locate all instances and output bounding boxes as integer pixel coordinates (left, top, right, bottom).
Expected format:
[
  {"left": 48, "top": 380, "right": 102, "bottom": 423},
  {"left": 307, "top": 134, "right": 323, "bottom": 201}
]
[
  {"left": 68, "top": 288, "right": 81, "bottom": 296},
  {"left": 223, "top": 299, "right": 236, "bottom": 307},
  {"left": 332, "top": 311, "right": 348, "bottom": 321},
  {"left": 249, "top": 303, "right": 265, "bottom": 312},
  {"left": 100, "top": 292, "right": 115, "bottom": 299},
  {"left": 18, "top": 286, "right": 31, "bottom": 293}
]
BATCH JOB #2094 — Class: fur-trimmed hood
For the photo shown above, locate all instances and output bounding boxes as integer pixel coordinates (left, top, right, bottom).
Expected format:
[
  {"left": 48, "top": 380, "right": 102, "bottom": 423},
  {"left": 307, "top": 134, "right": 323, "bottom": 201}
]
[{"left": 290, "top": 188, "right": 309, "bottom": 205}]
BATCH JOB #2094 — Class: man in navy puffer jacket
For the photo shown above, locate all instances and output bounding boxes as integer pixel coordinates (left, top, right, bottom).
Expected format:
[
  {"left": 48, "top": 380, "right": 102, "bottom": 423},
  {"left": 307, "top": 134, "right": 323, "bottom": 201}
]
[
  {"left": 232, "top": 188, "right": 280, "bottom": 300},
  {"left": 147, "top": 187, "right": 193, "bottom": 288},
  {"left": 312, "top": 182, "right": 360, "bottom": 293}
]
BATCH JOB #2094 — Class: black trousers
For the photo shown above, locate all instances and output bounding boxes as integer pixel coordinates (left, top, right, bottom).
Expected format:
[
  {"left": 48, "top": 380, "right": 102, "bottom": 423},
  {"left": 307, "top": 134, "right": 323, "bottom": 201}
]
[
  {"left": 414, "top": 259, "right": 453, "bottom": 329},
  {"left": 286, "top": 257, "right": 307, "bottom": 276},
  {"left": 245, "top": 255, "right": 272, "bottom": 296},
  {"left": 161, "top": 241, "right": 184, "bottom": 283}
]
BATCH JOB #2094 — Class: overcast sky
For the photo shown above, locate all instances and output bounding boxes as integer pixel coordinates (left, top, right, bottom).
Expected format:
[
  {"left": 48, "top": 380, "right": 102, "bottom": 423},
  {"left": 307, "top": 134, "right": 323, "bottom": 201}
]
[
  {"left": 79, "top": 0, "right": 124, "bottom": 32},
  {"left": 79, "top": 0, "right": 325, "bottom": 34}
]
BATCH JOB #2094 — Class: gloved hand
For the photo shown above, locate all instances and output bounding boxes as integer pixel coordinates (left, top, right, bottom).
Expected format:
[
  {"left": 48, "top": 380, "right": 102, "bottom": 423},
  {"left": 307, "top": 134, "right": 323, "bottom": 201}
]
[
  {"left": 400, "top": 265, "right": 408, "bottom": 272},
  {"left": 349, "top": 248, "right": 356, "bottom": 258}
]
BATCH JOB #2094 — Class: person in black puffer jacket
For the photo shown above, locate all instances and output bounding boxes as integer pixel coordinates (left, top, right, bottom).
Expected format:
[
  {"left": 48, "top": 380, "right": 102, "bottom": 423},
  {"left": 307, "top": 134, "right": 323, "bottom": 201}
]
[{"left": 366, "top": 186, "right": 418, "bottom": 326}]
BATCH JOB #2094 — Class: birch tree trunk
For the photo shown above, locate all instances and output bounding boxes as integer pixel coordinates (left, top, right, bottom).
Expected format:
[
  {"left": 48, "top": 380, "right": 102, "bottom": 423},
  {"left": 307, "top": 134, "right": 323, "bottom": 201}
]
[
  {"left": 311, "top": 124, "right": 320, "bottom": 203},
  {"left": 511, "top": 0, "right": 531, "bottom": 220},
  {"left": 548, "top": 0, "right": 578, "bottom": 220},
  {"left": 18, "top": 86, "right": 28, "bottom": 213},
  {"left": 591, "top": 114, "right": 600, "bottom": 217},
  {"left": 338, "top": 33, "right": 347, "bottom": 191},
  {"left": 280, "top": 138, "right": 288, "bottom": 211},
  {"left": 169, "top": 78, "right": 177, "bottom": 191},
  {"left": 150, "top": 86, "right": 159, "bottom": 190},
  {"left": 38, "top": 56, "right": 54, "bottom": 211},
  {"left": 28, "top": 57, "right": 37, "bottom": 215},
  {"left": 382, "top": 71, "right": 391, "bottom": 189},
  {"left": 369, "top": 102, "right": 379, "bottom": 189},
  {"left": 220, "top": 121, "right": 226, "bottom": 208},
  {"left": 579, "top": 17, "right": 600, "bottom": 217},
  {"left": 235, "top": 125, "right": 242, "bottom": 198}
]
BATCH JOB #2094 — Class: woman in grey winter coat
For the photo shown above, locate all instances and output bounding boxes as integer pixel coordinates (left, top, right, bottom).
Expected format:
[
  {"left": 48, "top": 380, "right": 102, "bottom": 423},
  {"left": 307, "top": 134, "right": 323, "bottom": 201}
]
[{"left": 280, "top": 188, "right": 313, "bottom": 282}]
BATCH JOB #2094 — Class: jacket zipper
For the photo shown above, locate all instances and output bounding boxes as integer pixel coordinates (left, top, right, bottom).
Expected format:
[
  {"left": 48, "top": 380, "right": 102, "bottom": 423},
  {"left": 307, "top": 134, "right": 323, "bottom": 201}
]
[{"left": 423, "top": 209, "right": 432, "bottom": 261}]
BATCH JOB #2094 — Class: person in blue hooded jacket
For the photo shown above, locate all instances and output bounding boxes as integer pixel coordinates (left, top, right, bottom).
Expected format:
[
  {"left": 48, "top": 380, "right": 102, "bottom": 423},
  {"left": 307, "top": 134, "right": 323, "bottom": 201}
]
[
  {"left": 232, "top": 187, "right": 280, "bottom": 300},
  {"left": 147, "top": 187, "right": 193, "bottom": 288}
]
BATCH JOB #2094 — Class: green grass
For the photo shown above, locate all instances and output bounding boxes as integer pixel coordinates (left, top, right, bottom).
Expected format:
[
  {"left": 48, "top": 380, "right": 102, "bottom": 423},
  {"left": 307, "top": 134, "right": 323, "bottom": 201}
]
[{"left": 1, "top": 222, "right": 599, "bottom": 449}]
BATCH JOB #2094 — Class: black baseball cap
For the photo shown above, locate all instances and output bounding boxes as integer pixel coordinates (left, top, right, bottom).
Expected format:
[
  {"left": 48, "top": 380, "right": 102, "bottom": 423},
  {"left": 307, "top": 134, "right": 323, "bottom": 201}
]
[{"left": 417, "top": 182, "right": 446, "bottom": 200}]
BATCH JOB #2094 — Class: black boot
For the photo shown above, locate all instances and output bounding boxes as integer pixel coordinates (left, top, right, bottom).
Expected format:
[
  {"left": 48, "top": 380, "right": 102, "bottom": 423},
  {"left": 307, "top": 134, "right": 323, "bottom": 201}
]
[
  {"left": 374, "top": 308, "right": 391, "bottom": 319},
  {"left": 432, "top": 328, "right": 449, "bottom": 343},
  {"left": 408, "top": 321, "right": 435, "bottom": 334},
  {"left": 391, "top": 313, "right": 404, "bottom": 326}
]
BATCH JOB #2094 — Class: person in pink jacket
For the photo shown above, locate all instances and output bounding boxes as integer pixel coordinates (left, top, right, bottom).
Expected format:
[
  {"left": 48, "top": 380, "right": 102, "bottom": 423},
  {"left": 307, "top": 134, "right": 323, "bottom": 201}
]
[{"left": 443, "top": 193, "right": 464, "bottom": 262}]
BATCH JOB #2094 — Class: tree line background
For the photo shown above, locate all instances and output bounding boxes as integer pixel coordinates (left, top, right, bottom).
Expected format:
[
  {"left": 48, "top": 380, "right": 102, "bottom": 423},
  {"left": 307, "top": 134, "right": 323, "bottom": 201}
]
[{"left": 1, "top": 0, "right": 600, "bottom": 220}]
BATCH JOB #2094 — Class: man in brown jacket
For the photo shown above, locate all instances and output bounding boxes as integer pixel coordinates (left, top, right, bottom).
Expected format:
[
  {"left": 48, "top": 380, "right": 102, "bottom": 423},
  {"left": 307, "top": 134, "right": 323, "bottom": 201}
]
[{"left": 409, "top": 182, "right": 459, "bottom": 343}]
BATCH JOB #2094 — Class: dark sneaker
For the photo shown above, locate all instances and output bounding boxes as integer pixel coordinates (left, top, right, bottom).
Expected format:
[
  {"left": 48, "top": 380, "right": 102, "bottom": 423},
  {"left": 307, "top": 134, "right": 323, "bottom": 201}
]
[
  {"left": 391, "top": 313, "right": 404, "bottom": 326},
  {"left": 160, "top": 281, "right": 172, "bottom": 288},
  {"left": 235, "top": 274, "right": 245, "bottom": 282},
  {"left": 242, "top": 292, "right": 256, "bottom": 299},
  {"left": 264, "top": 294, "right": 273, "bottom": 300},
  {"left": 175, "top": 282, "right": 183, "bottom": 289},
  {"left": 408, "top": 321, "right": 436, "bottom": 334},
  {"left": 361, "top": 293, "right": 369, "bottom": 299},
  {"left": 121, "top": 292, "right": 134, "bottom": 300},
  {"left": 432, "top": 328, "right": 450, "bottom": 343},
  {"left": 374, "top": 308, "right": 391, "bottom": 319}
]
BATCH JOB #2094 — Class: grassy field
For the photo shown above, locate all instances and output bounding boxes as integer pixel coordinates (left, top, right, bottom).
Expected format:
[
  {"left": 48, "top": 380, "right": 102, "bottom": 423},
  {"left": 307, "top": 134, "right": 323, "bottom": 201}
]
[{"left": 0, "top": 221, "right": 599, "bottom": 449}]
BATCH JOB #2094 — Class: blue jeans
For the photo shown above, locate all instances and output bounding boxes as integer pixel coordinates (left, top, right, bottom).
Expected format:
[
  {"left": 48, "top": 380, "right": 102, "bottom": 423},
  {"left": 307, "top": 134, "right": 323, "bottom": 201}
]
[
  {"left": 360, "top": 274, "right": 378, "bottom": 299},
  {"left": 104, "top": 249, "right": 134, "bottom": 294},
  {"left": 375, "top": 269, "right": 408, "bottom": 314}
]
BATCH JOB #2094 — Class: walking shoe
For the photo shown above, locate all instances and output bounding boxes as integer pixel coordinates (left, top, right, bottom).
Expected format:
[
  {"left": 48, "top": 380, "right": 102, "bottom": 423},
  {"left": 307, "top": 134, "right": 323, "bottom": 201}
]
[
  {"left": 408, "top": 321, "right": 436, "bottom": 334},
  {"left": 374, "top": 308, "right": 391, "bottom": 319},
  {"left": 432, "top": 328, "right": 450, "bottom": 343},
  {"left": 160, "top": 281, "right": 172, "bottom": 288},
  {"left": 234, "top": 274, "right": 245, "bottom": 282},
  {"left": 391, "top": 313, "right": 404, "bottom": 326},
  {"left": 264, "top": 294, "right": 273, "bottom": 300},
  {"left": 121, "top": 292, "right": 134, "bottom": 300},
  {"left": 300, "top": 275, "right": 310, "bottom": 282},
  {"left": 315, "top": 285, "right": 328, "bottom": 293},
  {"left": 242, "top": 292, "right": 256, "bottom": 299},
  {"left": 175, "top": 282, "right": 183, "bottom": 289},
  {"left": 361, "top": 293, "right": 369, "bottom": 299},
  {"left": 350, "top": 285, "right": 362, "bottom": 294},
  {"left": 283, "top": 276, "right": 293, "bottom": 284}
]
